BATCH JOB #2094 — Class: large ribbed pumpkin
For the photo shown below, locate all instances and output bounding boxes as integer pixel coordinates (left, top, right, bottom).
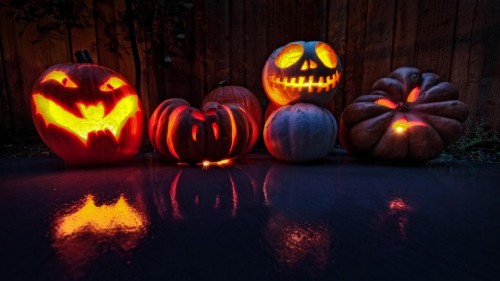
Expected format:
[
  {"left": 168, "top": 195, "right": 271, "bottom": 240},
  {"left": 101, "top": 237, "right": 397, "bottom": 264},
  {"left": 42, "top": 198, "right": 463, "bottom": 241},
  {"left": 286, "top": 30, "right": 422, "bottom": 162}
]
[
  {"left": 339, "top": 67, "right": 469, "bottom": 162},
  {"left": 202, "top": 85, "right": 262, "bottom": 131},
  {"left": 31, "top": 54, "right": 144, "bottom": 165},
  {"left": 264, "top": 103, "right": 337, "bottom": 162},
  {"left": 148, "top": 98, "right": 258, "bottom": 163}
]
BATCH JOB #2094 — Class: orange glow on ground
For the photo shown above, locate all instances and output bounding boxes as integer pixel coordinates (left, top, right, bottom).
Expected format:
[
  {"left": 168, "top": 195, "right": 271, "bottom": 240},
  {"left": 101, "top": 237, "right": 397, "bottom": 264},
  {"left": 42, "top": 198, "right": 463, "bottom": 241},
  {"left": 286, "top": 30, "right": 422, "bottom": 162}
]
[
  {"left": 392, "top": 118, "right": 427, "bottom": 134},
  {"left": 33, "top": 93, "right": 139, "bottom": 144},
  {"left": 200, "top": 159, "right": 232, "bottom": 169},
  {"left": 375, "top": 98, "right": 397, "bottom": 109},
  {"left": 54, "top": 194, "right": 146, "bottom": 238},
  {"left": 99, "top": 77, "right": 126, "bottom": 92},
  {"left": 406, "top": 87, "right": 420, "bottom": 103},
  {"left": 41, "top": 71, "right": 78, "bottom": 88}
]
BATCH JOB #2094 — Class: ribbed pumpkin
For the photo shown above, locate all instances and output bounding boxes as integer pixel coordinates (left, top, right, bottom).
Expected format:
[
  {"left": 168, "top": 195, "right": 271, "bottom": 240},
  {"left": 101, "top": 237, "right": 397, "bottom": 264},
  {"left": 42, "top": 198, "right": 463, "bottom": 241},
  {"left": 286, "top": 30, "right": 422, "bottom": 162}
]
[
  {"left": 31, "top": 52, "right": 144, "bottom": 165},
  {"left": 339, "top": 67, "right": 469, "bottom": 162},
  {"left": 148, "top": 98, "right": 258, "bottom": 163},
  {"left": 202, "top": 84, "right": 262, "bottom": 131},
  {"left": 264, "top": 103, "right": 337, "bottom": 162}
]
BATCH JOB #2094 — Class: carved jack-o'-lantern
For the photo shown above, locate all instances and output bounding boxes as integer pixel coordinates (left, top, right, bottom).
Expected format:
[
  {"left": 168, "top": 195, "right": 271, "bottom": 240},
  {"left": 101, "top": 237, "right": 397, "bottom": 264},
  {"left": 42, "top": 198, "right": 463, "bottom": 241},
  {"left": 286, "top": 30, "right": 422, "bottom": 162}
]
[
  {"left": 262, "top": 41, "right": 343, "bottom": 106},
  {"left": 339, "top": 67, "right": 469, "bottom": 162},
  {"left": 148, "top": 98, "right": 258, "bottom": 164},
  {"left": 31, "top": 53, "right": 144, "bottom": 165}
]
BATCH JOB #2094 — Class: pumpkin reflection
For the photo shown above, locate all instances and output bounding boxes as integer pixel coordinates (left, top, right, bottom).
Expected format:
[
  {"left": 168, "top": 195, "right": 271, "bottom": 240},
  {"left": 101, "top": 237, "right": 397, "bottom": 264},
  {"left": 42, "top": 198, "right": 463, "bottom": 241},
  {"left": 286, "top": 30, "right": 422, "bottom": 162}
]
[
  {"left": 374, "top": 197, "right": 412, "bottom": 240},
  {"left": 52, "top": 194, "right": 147, "bottom": 274},
  {"left": 153, "top": 166, "right": 259, "bottom": 220},
  {"left": 265, "top": 215, "right": 331, "bottom": 276}
]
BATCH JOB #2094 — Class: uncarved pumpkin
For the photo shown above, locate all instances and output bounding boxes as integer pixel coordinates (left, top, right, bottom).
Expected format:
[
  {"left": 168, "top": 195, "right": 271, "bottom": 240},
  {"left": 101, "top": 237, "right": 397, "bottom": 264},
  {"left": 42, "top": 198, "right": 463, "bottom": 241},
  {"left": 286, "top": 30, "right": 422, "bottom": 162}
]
[
  {"left": 202, "top": 85, "right": 263, "bottom": 131},
  {"left": 262, "top": 41, "right": 342, "bottom": 107},
  {"left": 264, "top": 103, "right": 337, "bottom": 162},
  {"left": 148, "top": 98, "right": 258, "bottom": 163},
  {"left": 339, "top": 67, "right": 469, "bottom": 162},
  {"left": 31, "top": 61, "right": 144, "bottom": 164}
]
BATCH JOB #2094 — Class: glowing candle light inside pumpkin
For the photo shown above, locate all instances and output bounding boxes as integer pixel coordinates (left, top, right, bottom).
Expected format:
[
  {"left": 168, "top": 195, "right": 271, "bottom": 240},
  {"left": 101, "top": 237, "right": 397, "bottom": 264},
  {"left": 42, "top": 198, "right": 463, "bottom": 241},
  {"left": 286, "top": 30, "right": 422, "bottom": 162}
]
[{"left": 392, "top": 118, "right": 427, "bottom": 134}]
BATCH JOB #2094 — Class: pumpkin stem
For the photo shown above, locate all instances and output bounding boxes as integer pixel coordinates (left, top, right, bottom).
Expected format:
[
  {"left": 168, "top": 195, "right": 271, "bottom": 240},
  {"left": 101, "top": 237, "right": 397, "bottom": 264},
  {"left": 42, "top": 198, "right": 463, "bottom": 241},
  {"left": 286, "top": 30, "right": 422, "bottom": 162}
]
[
  {"left": 74, "top": 50, "right": 94, "bottom": 63},
  {"left": 219, "top": 80, "right": 230, "bottom": 87}
]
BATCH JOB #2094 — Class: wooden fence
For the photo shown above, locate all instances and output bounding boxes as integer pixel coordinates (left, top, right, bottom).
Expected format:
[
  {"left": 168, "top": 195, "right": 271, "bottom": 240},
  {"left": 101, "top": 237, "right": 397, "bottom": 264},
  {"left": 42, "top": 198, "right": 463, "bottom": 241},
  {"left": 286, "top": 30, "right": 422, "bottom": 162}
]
[{"left": 1, "top": 0, "right": 499, "bottom": 135}]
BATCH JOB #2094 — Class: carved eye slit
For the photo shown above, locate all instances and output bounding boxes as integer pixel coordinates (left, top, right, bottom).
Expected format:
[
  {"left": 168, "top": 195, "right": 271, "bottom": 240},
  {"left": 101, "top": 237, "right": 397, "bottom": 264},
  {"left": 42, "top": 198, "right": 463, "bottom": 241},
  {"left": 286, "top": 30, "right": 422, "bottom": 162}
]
[
  {"left": 315, "top": 43, "right": 337, "bottom": 68},
  {"left": 99, "top": 77, "right": 127, "bottom": 92},
  {"left": 41, "top": 71, "right": 78, "bottom": 88},
  {"left": 275, "top": 44, "right": 304, "bottom": 68}
]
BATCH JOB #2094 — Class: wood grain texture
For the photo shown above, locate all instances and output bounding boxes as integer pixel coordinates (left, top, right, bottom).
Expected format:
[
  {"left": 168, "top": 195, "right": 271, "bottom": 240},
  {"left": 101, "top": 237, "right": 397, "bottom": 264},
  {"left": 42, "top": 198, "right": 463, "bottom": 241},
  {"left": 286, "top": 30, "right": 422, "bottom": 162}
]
[{"left": 1, "top": 0, "right": 499, "bottom": 133}]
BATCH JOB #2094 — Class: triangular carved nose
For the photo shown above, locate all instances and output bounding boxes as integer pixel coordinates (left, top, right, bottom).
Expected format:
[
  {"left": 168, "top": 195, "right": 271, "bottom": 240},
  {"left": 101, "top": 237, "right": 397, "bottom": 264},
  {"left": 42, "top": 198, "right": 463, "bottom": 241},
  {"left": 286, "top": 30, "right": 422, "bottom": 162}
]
[{"left": 300, "top": 60, "right": 318, "bottom": 71}]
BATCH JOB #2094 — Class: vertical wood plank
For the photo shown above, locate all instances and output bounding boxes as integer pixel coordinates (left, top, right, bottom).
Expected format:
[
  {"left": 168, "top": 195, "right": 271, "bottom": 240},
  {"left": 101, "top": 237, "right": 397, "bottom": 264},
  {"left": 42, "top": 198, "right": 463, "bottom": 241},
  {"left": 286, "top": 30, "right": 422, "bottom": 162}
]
[
  {"left": 244, "top": 0, "right": 268, "bottom": 102},
  {"left": 300, "top": 0, "right": 327, "bottom": 41},
  {"left": 229, "top": 0, "right": 245, "bottom": 86},
  {"left": 344, "top": 0, "right": 368, "bottom": 106},
  {"left": 192, "top": 0, "right": 208, "bottom": 104},
  {"left": 362, "top": 0, "right": 396, "bottom": 93},
  {"left": 70, "top": 1, "right": 97, "bottom": 60},
  {"left": 205, "top": 0, "right": 230, "bottom": 93},
  {"left": 0, "top": 24, "right": 12, "bottom": 133},
  {"left": 94, "top": 0, "right": 120, "bottom": 70},
  {"left": 450, "top": 0, "right": 476, "bottom": 109},
  {"left": 327, "top": 0, "right": 348, "bottom": 117},
  {"left": 391, "top": 0, "right": 419, "bottom": 69},
  {"left": 465, "top": 0, "right": 500, "bottom": 130},
  {"left": 268, "top": 0, "right": 297, "bottom": 50},
  {"left": 415, "top": 0, "right": 457, "bottom": 80}
]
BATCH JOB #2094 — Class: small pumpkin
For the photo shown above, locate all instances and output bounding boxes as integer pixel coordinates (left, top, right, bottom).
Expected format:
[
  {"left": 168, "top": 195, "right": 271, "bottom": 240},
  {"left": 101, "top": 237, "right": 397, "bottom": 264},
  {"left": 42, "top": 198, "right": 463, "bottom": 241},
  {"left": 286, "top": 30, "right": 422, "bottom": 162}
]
[
  {"left": 262, "top": 41, "right": 342, "bottom": 107},
  {"left": 31, "top": 51, "right": 144, "bottom": 164},
  {"left": 202, "top": 84, "right": 263, "bottom": 131},
  {"left": 148, "top": 98, "right": 258, "bottom": 163},
  {"left": 339, "top": 67, "right": 469, "bottom": 162},
  {"left": 264, "top": 103, "right": 337, "bottom": 162}
]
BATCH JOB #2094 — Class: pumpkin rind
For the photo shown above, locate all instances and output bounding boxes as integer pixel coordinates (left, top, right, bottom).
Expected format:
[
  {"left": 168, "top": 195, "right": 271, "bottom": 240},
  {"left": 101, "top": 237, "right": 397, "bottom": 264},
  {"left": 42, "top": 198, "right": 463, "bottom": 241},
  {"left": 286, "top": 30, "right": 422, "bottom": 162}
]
[
  {"left": 202, "top": 85, "right": 263, "bottom": 131},
  {"left": 339, "top": 67, "right": 469, "bottom": 162},
  {"left": 264, "top": 103, "right": 337, "bottom": 162},
  {"left": 262, "top": 41, "right": 343, "bottom": 107},
  {"left": 31, "top": 63, "right": 144, "bottom": 164},
  {"left": 148, "top": 98, "right": 258, "bottom": 163}
]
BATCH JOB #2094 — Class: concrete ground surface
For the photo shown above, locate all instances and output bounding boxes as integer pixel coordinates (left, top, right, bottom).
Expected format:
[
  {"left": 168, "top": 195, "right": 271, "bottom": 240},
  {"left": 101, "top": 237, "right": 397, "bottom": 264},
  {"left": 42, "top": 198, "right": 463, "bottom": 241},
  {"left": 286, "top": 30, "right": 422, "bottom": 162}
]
[{"left": 0, "top": 152, "right": 499, "bottom": 281}]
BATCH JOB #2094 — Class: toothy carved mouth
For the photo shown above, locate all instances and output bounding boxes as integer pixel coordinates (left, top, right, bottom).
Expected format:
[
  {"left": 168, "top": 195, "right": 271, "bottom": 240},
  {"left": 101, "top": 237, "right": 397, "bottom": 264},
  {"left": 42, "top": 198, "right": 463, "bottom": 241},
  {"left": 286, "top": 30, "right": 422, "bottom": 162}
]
[{"left": 268, "top": 71, "right": 341, "bottom": 93}]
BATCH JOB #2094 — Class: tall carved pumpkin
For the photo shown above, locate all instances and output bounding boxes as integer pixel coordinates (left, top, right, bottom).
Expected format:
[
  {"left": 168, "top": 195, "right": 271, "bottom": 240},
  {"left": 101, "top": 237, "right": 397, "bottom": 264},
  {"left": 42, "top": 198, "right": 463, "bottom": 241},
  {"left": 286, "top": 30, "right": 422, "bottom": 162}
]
[
  {"left": 264, "top": 103, "right": 337, "bottom": 162},
  {"left": 202, "top": 84, "right": 263, "bottom": 131},
  {"left": 339, "top": 67, "right": 469, "bottom": 162},
  {"left": 31, "top": 52, "right": 144, "bottom": 164},
  {"left": 148, "top": 98, "right": 258, "bottom": 163},
  {"left": 262, "top": 41, "right": 342, "bottom": 106}
]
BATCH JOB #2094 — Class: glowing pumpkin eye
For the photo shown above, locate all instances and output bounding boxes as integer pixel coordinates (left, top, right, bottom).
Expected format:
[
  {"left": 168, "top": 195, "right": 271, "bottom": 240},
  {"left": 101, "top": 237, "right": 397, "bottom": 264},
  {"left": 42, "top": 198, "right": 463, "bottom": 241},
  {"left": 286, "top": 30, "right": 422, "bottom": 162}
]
[
  {"left": 315, "top": 43, "right": 337, "bottom": 68},
  {"left": 41, "top": 71, "right": 78, "bottom": 88},
  {"left": 275, "top": 44, "right": 304, "bottom": 68},
  {"left": 99, "top": 77, "right": 127, "bottom": 92}
]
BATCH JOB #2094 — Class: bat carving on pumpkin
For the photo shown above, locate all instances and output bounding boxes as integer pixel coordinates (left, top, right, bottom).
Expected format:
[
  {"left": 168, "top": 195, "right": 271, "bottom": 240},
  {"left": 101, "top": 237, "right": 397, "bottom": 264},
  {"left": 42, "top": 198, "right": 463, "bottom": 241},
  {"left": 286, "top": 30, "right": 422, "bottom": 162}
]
[{"left": 32, "top": 93, "right": 140, "bottom": 144}]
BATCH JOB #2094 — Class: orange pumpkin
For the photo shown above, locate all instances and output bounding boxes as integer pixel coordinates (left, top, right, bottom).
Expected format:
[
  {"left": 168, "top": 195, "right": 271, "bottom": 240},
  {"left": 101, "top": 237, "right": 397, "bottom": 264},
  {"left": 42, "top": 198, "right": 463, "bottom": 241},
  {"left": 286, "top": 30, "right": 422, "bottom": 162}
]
[
  {"left": 339, "top": 67, "right": 469, "bottom": 162},
  {"left": 31, "top": 55, "right": 144, "bottom": 165},
  {"left": 262, "top": 41, "right": 342, "bottom": 107},
  {"left": 202, "top": 84, "right": 263, "bottom": 131},
  {"left": 148, "top": 98, "right": 258, "bottom": 163}
]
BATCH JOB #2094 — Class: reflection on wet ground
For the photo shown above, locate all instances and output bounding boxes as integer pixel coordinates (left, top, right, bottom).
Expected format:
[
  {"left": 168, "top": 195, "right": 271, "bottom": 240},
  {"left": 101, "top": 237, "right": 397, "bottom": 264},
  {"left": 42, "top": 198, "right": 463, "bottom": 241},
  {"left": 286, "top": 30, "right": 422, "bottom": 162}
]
[{"left": 0, "top": 153, "right": 499, "bottom": 280}]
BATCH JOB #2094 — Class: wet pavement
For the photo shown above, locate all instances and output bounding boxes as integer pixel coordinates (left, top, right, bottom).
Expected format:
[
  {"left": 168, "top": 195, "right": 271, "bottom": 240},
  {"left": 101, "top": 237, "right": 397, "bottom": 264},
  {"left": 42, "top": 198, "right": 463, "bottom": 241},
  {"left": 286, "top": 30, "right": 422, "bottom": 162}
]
[{"left": 1, "top": 152, "right": 499, "bottom": 281}]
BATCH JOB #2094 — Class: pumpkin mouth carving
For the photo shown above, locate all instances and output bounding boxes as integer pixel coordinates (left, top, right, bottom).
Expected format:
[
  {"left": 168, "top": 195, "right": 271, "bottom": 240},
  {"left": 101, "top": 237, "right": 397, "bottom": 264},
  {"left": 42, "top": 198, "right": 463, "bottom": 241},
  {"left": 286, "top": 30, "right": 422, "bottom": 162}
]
[
  {"left": 267, "top": 71, "right": 342, "bottom": 93},
  {"left": 32, "top": 93, "right": 140, "bottom": 144}
]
